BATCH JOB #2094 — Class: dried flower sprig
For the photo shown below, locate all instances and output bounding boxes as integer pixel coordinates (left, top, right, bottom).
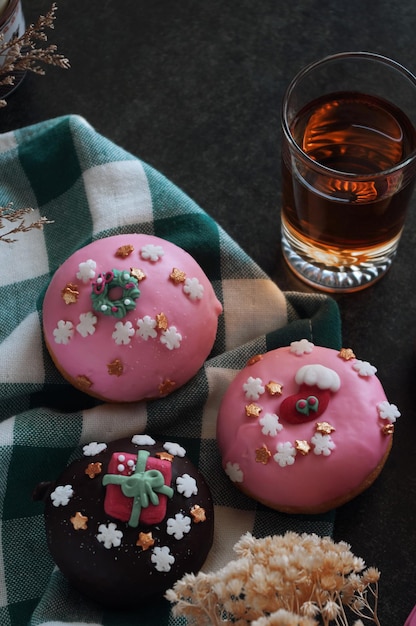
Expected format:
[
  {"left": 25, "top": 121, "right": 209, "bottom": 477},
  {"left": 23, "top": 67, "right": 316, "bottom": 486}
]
[
  {"left": 0, "top": 203, "right": 53, "bottom": 242},
  {"left": 166, "top": 532, "right": 381, "bottom": 626},
  {"left": 0, "top": 2, "right": 69, "bottom": 106}
]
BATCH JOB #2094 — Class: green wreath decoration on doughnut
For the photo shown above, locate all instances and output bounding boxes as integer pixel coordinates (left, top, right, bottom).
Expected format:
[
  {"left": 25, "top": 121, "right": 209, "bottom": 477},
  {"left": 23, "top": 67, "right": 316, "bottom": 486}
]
[{"left": 91, "top": 269, "right": 141, "bottom": 319}]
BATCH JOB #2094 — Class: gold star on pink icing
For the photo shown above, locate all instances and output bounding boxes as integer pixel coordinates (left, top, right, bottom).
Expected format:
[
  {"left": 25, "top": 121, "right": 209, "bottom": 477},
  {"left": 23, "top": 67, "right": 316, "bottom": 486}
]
[
  {"left": 115, "top": 244, "right": 134, "bottom": 258},
  {"left": 382, "top": 423, "right": 394, "bottom": 435},
  {"left": 255, "top": 444, "right": 271, "bottom": 464},
  {"left": 70, "top": 511, "right": 88, "bottom": 530},
  {"left": 76, "top": 375, "right": 93, "bottom": 390},
  {"left": 107, "top": 358, "right": 124, "bottom": 377},
  {"left": 61, "top": 283, "right": 79, "bottom": 304},
  {"left": 295, "top": 440, "right": 311, "bottom": 455},
  {"left": 265, "top": 380, "right": 284, "bottom": 396},
  {"left": 338, "top": 348, "right": 356, "bottom": 361},
  {"left": 85, "top": 462, "right": 102, "bottom": 479},
  {"left": 170, "top": 267, "right": 187, "bottom": 284},
  {"left": 316, "top": 421, "right": 336, "bottom": 435},
  {"left": 156, "top": 451, "right": 174, "bottom": 462},
  {"left": 190, "top": 505, "right": 206, "bottom": 523},
  {"left": 136, "top": 531, "right": 155, "bottom": 551},
  {"left": 158, "top": 379, "right": 176, "bottom": 396},
  {"left": 245, "top": 403, "right": 262, "bottom": 418},
  {"left": 156, "top": 312, "right": 168, "bottom": 331},
  {"left": 130, "top": 267, "right": 146, "bottom": 281},
  {"left": 247, "top": 354, "right": 263, "bottom": 366}
]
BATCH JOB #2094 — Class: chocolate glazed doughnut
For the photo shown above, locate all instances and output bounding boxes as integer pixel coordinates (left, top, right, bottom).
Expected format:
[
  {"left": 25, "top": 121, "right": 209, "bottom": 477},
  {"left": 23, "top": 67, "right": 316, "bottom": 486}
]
[{"left": 33, "top": 435, "right": 214, "bottom": 607}]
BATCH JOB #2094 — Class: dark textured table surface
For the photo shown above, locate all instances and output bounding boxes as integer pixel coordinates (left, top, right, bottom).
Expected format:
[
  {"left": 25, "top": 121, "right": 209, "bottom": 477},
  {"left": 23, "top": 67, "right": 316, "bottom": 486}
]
[{"left": 2, "top": 1, "right": 416, "bottom": 623}]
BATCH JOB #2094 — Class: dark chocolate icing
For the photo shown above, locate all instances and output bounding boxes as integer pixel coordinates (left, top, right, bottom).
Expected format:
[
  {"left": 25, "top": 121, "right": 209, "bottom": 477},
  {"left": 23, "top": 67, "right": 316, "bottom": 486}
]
[{"left": 33, "top": 436, "right": 214, "bottom": 608}]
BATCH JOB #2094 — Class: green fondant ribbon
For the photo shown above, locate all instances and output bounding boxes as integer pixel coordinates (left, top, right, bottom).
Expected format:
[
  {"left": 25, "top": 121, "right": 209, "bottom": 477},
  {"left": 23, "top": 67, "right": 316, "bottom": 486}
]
[{"left": 103, "top": 450, "right": 174, "bottom": 527}]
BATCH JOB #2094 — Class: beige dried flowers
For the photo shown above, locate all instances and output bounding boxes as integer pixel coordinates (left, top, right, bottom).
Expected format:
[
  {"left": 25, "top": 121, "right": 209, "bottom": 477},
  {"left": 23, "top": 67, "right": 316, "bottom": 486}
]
[
  {"left": 166, "top": 531, "right": 381, "bottom": 625},
  {"left": 0, "top": 203, "right": 53, "bottom": 243},
  {"left": 0, "top": 2, "right": 69, "bottom": 106}
]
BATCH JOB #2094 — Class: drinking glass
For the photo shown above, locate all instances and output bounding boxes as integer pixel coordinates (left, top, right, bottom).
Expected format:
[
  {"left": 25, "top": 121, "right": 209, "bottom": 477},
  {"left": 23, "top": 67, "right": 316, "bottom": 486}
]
[{"left": 281, "top": 51, "right": 416, "bottom": 292}]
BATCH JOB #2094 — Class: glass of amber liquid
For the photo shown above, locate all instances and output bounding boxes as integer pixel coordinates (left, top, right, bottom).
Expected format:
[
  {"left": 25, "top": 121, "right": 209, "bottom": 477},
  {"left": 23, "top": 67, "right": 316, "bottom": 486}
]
[{"left": 281, "top": 51, "right": 416, "bottom": 292}]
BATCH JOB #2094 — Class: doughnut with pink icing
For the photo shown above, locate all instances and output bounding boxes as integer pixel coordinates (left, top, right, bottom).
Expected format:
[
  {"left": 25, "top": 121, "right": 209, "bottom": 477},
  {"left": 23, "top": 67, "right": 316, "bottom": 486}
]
[
  {"left": 42, "top": 234, "right": 222, "bottom": 402},
  {"left": 216, "top": 340, "right": 400, "bottom": 513}
]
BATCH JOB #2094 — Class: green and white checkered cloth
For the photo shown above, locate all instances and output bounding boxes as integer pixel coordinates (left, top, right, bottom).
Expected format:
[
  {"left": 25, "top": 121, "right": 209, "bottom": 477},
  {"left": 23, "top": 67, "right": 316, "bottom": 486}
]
[{"left": 0, "top": 115, "right": 341, "bottom": 626}]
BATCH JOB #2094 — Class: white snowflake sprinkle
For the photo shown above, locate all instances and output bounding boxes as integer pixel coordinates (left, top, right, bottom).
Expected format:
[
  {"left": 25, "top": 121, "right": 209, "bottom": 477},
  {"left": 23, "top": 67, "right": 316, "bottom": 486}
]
[
  {"left": 76, "top": 311, "right": 97, "bottom": 337},
  {"left": 243, "top": 376, "right": 265, "bottom": 400},
  {"left": 50, "top": 484, "right": 74, "bottom": 507},
  {"left": 166, "top": 513, "right": 192, "bottom": 540},
  {"left": 225, "top": 461, "right": 243, "bottom": 483},
  {"left": 183, "top": 277, "right": 204, "bottom": 301},
  {"left": 377, "top": 400, "right": 401, "bottom": 423},
  {"left": 176, "top": 473, "right": 198, "bottom": 498},
  {"left": 151, "top": 546, "right": 175, "bottom": 572},
  {"left": 259, "top": 413, "right": 283, "bottom": 436},
  {"left": 83, "top": 441, "right": 107, "bottom": 456},
  {"left": 290, "top": 339, "right": 314, "bottom": 355},
  {"left": 273, "top": 442, "right": 296, "bottom": 467},
  {"left": 311, "top": 432, "right": 335, "bottom": 456},
  {"left": 53, "top": 320, "right": 74, "bottom": 344},
  {"left": 131, "top": 434, "right": 156, "bottom": 446},
  {"left": 136, "top": 315, "right": 157, "bottom": 340},
  {"left": 353, "top": 360, "right": 377, "bottom": 377},
  {"left": 96, "top": 522, "right": 123, "bottom": 549},
  {"left": 163, "top": 441, "right": 186, "bottom": 457},
  {"left": 76, "top": 259, "right": 96, "bottom": 283},
  {"left": 140, "top": 244, "right": 165, "bottom": 262},
  {"left": 112, "top": 321, "right": 135, "bottom": 345},
  {"left": 160, "top": 326, "right": 182, "bottom": 350}
]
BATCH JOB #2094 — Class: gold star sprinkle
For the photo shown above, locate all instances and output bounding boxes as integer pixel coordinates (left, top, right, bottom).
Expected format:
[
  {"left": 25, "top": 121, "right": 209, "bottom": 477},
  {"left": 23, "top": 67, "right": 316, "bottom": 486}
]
[
  {"left": 265, "top": 380, "right": 284, "bottom": 396},
  {"left": 382, "top": 423, "right": 394, "bottom": 435},
  {"left": 85, "top": 462, "right": 102, "bottom": 479},
  {"left": 107, "top": 358, "right": 124, "bottom": 377},
  {"left": 136, "top": 531, "right": 155, "bottom": 551},
  {"left": 158, "top": 379, "right": 176, "bottom": 396},
  {"left": 130, "top": 267, "right": 146, "bottom": 281},
  {"left": 190, "top": 505, "right": 206, "bottom": 523},
  {"left": 170, "top": 267, "right": 187, "bottom": 284},
  {"left": 295, "top": 440, "right": 311, "bottom": 455},
  {"left": 247, "top": 354, "right": 263, "bottom": 366},
  {"left": 156, "top": 451, "right": 174, "bottom": 462},
  {"left": 70, "top": 511, "right": 88, "bottom": 530},
  {"left": 156, "top": 312, "right": 168, "bottom": 330},
  {"left": 316, "top": 421, "right": 336, "bottom": 435},
  {"left": 75, "top": 375, "right": 93, "bottom": 390},
  {"left": 255, "top": 444, "right": 271, "bottom": 464},
  {"left": 338, "top": 348, "right": 356, "bottom": 361},
  {"left": 245, "top": 403, "right": 262, "bottom": 418},
  {"left": 61, "top": 283, "right": 79, "bottom": 304},
  {"left": 115, "top": 244, "right": 134, "bottom": 258}
]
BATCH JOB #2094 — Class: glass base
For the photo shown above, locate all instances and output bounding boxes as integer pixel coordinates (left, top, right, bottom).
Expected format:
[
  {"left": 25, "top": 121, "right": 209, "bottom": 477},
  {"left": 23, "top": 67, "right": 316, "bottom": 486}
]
[{"left": 281, "top": 223, "right": 396, "bottom": 293}]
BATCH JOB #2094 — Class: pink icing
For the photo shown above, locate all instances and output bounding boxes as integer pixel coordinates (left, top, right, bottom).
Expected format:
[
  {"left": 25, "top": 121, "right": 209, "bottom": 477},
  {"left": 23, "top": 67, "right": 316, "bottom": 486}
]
[
  {"left": 216, "top": 343, "right": 397, "bottom": 512},
  {"left": 42, "top": 234, "right": 222, "bottom": 402},
  {"left": 405, "top": 605, "right": 416, "bottom": 626}
]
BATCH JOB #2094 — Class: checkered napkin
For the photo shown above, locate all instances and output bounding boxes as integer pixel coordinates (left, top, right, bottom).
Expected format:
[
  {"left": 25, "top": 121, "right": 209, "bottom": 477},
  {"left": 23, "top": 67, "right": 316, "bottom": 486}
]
[{"left": 0, "top": 115, "right": 341, "bottom": 626}]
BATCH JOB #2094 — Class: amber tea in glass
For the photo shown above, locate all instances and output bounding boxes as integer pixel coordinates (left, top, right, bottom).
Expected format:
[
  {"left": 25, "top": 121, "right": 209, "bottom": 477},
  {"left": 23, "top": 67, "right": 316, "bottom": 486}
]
[{"left": 281, "top": 52, "right": 416, "bottom": 292}]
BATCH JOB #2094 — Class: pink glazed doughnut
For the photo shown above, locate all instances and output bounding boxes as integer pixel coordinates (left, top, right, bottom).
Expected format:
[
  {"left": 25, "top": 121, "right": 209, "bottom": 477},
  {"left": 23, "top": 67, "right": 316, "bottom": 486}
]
[
  {"left": 43, "top": 234, "right": 222, "bottom": 402},
  {"left": 217, "top": 340, "right": 399, "bottom": 514}
]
